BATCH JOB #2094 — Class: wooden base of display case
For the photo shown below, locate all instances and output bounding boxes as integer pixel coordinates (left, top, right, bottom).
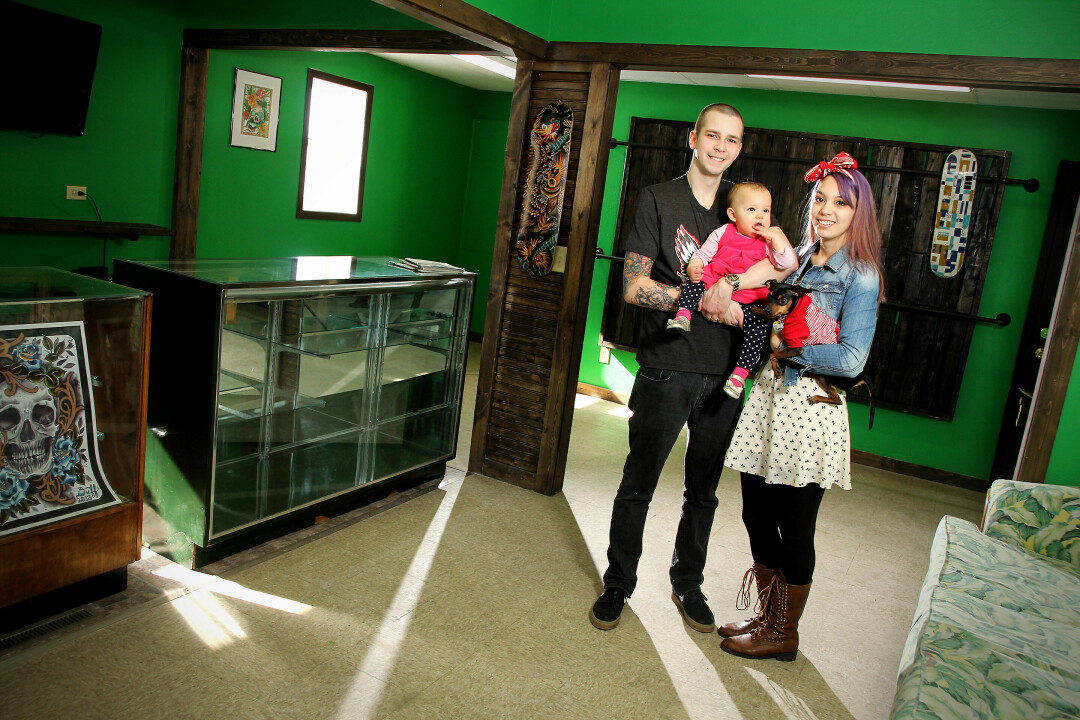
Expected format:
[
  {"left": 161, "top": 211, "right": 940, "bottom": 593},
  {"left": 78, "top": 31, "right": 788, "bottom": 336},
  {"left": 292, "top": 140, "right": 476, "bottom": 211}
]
[
  {"left": 0, "top": 567, "right": 127, "bottom": 636},
  {"left": 0, "top": 501, "right": 141, "bottom": 610}
]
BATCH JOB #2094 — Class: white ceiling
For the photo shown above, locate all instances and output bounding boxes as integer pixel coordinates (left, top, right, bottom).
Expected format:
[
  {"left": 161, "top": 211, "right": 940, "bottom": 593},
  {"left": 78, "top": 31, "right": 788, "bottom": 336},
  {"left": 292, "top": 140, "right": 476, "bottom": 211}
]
[{"left": 375, "top": 53, "right": 1080, "bottom": 111}]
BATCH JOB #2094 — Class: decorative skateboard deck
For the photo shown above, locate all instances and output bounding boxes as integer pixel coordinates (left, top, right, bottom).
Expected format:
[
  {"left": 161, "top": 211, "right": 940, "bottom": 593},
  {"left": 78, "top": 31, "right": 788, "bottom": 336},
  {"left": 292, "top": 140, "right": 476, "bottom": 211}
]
[
  {"left": 515, "top": 103, "right": 573, "bottom": 277},
  {"left": 930, "top": 149, "right": 978, "bottom": 278}
]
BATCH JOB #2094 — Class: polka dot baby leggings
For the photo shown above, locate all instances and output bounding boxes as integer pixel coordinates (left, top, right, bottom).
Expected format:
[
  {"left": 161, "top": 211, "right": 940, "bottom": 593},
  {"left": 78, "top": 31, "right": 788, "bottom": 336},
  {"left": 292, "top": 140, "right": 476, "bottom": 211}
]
[{"left": 736, "top": 302, "right": 771, "bottom": 372}]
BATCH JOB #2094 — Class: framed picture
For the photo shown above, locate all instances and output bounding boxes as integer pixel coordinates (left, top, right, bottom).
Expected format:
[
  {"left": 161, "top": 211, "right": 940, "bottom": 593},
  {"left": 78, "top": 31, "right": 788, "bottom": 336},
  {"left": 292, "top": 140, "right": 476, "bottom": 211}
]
[{"left": 230, "top": 68, "right": 282, "bottom": 151}]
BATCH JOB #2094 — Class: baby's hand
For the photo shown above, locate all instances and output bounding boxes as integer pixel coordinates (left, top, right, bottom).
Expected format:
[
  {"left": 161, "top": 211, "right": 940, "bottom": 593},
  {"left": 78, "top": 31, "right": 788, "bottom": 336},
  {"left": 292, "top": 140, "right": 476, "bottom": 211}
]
[
  {"left": 686, "top": 258, "right": 704, "bottom": 282},
  {"left": 756, "top": 225, "right": 791, "bottom": 253}
]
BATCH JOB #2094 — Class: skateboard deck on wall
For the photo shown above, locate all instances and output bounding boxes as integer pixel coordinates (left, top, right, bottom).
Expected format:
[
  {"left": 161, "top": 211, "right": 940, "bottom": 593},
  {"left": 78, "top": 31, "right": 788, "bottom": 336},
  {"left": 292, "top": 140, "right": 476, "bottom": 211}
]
[
  {"left": 515, "top": 102, "right": 573, "bottom": 277},
  {"left": 930, "top": 149, "right": 978, "bottom": 278}
]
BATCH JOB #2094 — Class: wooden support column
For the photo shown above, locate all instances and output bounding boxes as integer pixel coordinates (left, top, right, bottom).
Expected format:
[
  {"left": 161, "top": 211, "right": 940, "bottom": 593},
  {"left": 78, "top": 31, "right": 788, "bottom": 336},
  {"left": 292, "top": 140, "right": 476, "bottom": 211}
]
[
  {"left": 1015, "top": 198, "right": 1080, "bottom": 483},
  {"left": 470, "top": 61, "right": 620, "bottom": 495},
  {"left": 171, "top": 43, "right": 208, "bottom": 260}
]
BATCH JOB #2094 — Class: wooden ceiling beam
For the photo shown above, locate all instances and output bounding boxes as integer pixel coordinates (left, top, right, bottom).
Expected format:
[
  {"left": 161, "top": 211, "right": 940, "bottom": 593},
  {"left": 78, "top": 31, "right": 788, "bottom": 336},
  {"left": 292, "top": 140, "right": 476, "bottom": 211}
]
[
  {"left": 547, "top": 42, "right": 1080, "bottom": 92},
  {"left": 182, "top": 28, "right": 495, "bottom": 53},
  {"left": 368, "top": 0, "right": 547, "bottom": 58}
]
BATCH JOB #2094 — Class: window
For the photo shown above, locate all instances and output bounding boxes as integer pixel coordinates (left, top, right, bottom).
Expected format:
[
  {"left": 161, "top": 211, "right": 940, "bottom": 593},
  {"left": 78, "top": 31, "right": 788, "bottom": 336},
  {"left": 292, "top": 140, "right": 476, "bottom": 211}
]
[{"left": 296, "top": 69, "right": 374, "bottom": 221}]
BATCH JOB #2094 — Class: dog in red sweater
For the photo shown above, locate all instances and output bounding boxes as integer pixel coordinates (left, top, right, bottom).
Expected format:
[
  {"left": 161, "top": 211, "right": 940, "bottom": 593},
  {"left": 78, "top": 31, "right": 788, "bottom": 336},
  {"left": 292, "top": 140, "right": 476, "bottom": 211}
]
[{"left": 753, "top": 280, "right": 845, "bottom": 405}]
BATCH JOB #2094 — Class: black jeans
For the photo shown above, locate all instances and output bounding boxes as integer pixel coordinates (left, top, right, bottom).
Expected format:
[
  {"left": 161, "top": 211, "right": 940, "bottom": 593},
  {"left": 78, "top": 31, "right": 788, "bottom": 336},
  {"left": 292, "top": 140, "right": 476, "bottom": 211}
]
[
  {"left": 740, "top": 472, "right": 826, "bottom": 586},
  {"left": 602, "top": 367, "right": 741, "bottom": 596}
]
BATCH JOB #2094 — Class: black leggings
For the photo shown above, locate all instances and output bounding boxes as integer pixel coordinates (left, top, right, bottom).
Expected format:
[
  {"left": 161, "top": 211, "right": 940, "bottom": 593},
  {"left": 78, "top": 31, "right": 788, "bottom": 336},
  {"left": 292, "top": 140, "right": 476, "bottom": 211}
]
[{"left": 740, "top": 472, "right": 825, "bottom": 585}]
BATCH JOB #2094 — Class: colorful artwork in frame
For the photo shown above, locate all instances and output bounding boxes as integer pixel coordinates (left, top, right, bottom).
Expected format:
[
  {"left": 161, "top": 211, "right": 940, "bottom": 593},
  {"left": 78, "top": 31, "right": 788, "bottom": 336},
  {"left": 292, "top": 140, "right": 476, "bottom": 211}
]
[
  {"left": 0, "top": 321, "right": 119, "bottom": 539},
  {"left": 230, "top": 68, "right": 282, "bottom": 151}
]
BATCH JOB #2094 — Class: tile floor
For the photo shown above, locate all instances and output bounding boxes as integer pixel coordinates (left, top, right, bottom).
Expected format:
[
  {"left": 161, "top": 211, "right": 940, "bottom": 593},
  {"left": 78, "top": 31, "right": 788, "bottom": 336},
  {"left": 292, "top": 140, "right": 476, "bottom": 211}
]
[{"left": 0, "top": 344, "right": 986, "bottom": 719}]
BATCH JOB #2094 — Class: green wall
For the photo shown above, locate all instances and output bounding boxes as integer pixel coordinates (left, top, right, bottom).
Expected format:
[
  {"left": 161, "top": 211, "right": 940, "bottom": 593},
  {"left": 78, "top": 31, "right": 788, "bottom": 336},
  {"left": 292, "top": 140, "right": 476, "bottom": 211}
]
[
  {"left": 578, "top": 81, "right": 1080, "bottom": 481},
  {"left": 470, "top": 0, "right": 1080, "bottom": 59},
  {"left": 0, "top": 1, "right": 510, "bottom": 335},
  {"left": 0, "top": 0, "right": 183, "bottom": 269},
  {"left": 457, "top": 92, "right": 512, "bottom": 332},
  {"left": 464, "top": 0, "right": 1080, "bottom": 484},
  {"left": 1046, "top": 353, "right": 1080, "bottom": 487},
  {"left": 182, "top": 0, "right": 428, "bottom": 29},
  {"left": 4, "top": 0, "right": 1078, "bottom": 482},
  {"left": 196, "top": 49, "right": 497, "bottom": 272}
]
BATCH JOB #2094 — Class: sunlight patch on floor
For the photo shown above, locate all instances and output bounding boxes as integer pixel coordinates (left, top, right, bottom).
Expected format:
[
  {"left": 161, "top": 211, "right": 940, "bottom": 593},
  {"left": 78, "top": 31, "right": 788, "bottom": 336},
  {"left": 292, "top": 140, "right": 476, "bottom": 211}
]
[
  {"left": 746, "top": 666, "right": 828, "bottom": 719},
  {"left": 575, "top": 394, "right": 602, "bottom": 409},
  {"left": 171, "top": 589, "right": 247, "bottom": 649},
  {"left": 335, "top": 475, "right": 464, "bottom": 719},
  {"left": 564, "top": 491, "right": 743, "bottom": 719},
  {"left": 153, "top": 560, "right": 313, "bottom": 614}
]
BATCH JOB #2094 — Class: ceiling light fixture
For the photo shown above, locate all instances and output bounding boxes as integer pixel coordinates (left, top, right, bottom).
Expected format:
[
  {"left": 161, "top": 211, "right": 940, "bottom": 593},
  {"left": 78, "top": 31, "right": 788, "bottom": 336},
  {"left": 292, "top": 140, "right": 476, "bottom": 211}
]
[
  {"left": 748, "top": 74, "right": 971, "bottom": 93},
  {"left": 451, "top": 54, "right": 517, "bottom": 79}
]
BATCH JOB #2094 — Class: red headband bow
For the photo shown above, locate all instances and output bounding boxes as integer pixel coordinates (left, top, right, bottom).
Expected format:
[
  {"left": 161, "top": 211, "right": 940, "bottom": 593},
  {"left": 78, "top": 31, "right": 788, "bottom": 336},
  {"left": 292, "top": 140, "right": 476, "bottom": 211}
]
[{"left": 804, "top": 152, "right": 858, "bottom": 183}]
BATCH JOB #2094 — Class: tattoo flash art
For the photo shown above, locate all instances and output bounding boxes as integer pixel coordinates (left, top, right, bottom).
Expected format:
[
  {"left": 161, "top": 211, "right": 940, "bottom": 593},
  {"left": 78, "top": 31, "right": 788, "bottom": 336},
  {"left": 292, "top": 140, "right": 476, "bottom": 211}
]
[{"left": 0, "top": 322, "right": 118, "bottom": 538}]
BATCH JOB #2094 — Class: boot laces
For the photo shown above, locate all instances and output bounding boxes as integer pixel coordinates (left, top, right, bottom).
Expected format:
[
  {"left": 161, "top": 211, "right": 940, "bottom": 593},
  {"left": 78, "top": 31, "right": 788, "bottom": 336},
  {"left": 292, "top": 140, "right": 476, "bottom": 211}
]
[{"left": 734, "top": 566, "right": 756, "bottom": 611}]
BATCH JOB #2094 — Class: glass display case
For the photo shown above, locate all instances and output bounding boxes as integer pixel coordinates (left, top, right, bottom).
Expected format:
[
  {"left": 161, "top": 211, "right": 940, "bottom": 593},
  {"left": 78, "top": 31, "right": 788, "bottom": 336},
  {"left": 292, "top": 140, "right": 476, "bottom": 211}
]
[
  {"left": 113, "top": 257, "right": 474, "bottom": 567},
  {"left": 0, "top": 267, "right": 149, "bottom": 615}
]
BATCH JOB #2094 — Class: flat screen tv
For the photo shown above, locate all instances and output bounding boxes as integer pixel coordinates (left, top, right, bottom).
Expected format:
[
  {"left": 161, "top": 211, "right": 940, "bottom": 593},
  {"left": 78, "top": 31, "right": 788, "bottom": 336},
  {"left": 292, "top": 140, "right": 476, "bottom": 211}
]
[{"left": 0, "top": 1, "right": 102, "bottom": 136}]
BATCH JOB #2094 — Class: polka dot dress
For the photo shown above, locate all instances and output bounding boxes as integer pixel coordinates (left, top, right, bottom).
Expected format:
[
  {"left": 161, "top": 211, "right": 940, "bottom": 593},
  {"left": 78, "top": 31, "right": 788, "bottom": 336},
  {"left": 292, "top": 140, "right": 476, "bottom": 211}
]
[{"left": 725, "top": 364, "right": 852, "bottom": 490}]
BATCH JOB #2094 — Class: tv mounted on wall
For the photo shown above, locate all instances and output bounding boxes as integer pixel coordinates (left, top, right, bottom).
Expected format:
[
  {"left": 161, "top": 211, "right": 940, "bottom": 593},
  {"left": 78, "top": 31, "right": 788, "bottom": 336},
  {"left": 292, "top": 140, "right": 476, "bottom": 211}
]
[{"left": 0, "top": 1, "right": 103, "bottom": 136}]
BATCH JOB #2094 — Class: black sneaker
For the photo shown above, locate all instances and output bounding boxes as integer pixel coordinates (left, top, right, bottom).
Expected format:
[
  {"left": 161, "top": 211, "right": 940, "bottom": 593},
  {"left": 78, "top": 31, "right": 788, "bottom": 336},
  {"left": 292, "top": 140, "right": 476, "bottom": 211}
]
[
  {"left": 589, "top": 587, "right": 627, "bottom": 630},
  {"left": 672, "top": 588, "right": 716, "bottom": 633}
]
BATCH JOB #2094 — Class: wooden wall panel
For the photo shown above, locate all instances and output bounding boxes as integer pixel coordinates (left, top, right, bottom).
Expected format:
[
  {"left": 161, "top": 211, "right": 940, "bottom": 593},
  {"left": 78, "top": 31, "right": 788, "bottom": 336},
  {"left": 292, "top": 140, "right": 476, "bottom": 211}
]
[{"left": 470, "top": 62, "right": 619, "bottom": 494}]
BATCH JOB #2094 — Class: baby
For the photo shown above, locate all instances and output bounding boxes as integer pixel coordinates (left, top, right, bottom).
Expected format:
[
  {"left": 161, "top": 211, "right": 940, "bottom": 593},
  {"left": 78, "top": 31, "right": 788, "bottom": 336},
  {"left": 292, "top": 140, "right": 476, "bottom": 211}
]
[{"left": 666, "top": 182, "right": 796, "bottom": 397}]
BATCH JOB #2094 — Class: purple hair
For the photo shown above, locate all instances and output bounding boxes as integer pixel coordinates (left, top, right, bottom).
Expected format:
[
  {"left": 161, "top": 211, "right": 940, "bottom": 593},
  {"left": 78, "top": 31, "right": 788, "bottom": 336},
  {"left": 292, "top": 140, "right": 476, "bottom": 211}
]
[{"left": 800, "top": 169, "right": 886, "bottom": 303}]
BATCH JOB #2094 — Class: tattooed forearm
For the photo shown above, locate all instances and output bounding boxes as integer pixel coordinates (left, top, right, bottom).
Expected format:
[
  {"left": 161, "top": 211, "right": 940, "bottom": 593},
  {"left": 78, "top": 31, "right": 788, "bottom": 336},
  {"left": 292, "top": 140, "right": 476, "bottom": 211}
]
[
  {"left": 623, "top": 252, "right": 652, "bottom": 286},
  {"left": 634, "top": 284, "right": 679, "bottom": 310},
  {"left": 623, "top": 252, "right": 678, "bottom": 310}
]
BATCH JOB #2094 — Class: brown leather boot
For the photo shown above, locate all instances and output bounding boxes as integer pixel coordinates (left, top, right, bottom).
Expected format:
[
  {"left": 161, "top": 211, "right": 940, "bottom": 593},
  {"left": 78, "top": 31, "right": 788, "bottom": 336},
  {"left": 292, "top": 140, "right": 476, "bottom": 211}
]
[
  {"left": 718, "top": 564, "right": 776, "bottom": 638},
  {"left": 720, "top": 573, "right": 810, "bottom": 661}
]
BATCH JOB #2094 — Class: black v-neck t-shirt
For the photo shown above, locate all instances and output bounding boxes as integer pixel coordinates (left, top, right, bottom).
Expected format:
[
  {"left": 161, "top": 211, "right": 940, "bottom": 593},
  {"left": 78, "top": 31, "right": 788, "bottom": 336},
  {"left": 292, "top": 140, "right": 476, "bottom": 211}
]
[{"left": 623, "top": 175, "right": 738, "bottom": 375}]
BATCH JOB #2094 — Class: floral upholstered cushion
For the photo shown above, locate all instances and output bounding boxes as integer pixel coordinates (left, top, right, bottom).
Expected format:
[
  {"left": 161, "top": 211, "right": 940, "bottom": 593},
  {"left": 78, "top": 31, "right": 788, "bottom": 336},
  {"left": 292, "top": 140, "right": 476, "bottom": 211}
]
[
  {"left": 981, "top": 479, "right": 1080, "bottom": 570},
  {"left": 891, "top": 515, "right": 1080, "bottom": 720}
]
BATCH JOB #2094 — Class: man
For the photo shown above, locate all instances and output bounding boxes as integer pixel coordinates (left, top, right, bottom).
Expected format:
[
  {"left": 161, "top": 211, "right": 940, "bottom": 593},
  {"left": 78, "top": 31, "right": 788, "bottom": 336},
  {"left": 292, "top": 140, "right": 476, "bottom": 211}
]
[{"left": 590, "top": 103, "right": 785, "bottom": 632}]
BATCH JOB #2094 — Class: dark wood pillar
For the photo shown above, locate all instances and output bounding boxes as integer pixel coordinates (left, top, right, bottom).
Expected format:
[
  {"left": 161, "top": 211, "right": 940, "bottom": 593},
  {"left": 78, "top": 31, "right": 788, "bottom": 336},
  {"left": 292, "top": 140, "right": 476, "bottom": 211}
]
[
  {"left": 171, "top": 43, "right": 208, "bottom": 260},
  {"left": 470, "top": 61, "right": 620, "bottom": 495}
]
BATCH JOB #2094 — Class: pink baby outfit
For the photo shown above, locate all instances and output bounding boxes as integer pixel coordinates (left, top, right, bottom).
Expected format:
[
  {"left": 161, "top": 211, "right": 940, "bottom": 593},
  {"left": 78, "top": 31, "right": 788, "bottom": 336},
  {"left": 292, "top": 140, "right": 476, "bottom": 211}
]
[{"left": 694, "top": 223, "right": 796, "bottom": 300}]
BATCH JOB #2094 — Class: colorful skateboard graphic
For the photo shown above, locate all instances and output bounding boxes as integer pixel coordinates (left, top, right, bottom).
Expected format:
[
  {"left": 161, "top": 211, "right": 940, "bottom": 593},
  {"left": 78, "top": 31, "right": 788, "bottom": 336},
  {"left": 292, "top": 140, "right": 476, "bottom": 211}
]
[
  {"left": 515, "top": 103, "right": 573, "bottom": 277},
  {"left": 930, "top": 149, "right": 978, "bottom": 278}
]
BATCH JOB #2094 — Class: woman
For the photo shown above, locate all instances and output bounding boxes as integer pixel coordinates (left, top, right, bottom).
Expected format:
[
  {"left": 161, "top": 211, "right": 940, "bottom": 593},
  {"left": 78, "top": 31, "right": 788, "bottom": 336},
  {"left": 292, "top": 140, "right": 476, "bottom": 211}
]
[{"left": 719, "top": 152, "right": 885, "bottom": 661}]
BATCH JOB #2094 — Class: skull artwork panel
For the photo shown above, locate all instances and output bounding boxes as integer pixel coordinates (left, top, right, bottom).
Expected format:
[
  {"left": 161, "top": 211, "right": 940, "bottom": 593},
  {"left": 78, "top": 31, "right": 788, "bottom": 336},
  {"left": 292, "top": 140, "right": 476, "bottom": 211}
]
[
  {"left": 0, "top": 386, "right": 59, "bottom": 477},
  {"left": 0, "top": 322, "right": 118, "bottom": 538}
]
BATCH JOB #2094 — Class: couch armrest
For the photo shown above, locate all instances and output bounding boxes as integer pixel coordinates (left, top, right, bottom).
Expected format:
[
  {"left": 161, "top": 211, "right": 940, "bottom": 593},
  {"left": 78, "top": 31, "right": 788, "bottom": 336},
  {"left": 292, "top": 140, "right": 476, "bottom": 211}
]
[{"left": 981, "top": 479, "right": 1080, "bottom": 569}]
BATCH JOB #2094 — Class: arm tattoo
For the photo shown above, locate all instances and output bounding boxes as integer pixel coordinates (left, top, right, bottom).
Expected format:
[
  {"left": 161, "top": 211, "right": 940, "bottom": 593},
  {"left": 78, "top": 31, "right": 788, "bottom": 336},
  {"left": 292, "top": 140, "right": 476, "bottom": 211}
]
[{"left": 624, "top": 252, "right": 678, "bottom": 311}]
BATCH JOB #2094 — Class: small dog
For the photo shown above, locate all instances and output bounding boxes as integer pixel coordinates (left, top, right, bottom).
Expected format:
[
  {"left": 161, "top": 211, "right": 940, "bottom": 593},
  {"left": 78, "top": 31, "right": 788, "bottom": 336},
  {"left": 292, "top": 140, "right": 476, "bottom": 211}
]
[{"left": 752, "top": 279, "right": 864, "bottom": 406}]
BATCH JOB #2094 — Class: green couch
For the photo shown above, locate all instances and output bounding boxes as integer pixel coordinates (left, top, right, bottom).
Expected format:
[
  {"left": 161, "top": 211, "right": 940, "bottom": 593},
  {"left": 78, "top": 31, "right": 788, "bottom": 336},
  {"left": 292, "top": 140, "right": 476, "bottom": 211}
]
[{"left": 891, "top": 479, "right": 1080, "bottom": 720}]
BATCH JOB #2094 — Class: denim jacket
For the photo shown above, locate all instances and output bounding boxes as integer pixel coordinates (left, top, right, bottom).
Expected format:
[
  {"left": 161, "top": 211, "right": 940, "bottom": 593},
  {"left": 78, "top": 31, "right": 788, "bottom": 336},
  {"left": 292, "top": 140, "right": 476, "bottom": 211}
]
[{"left": 781, "top": 243, "right": 881, "bottom": 387}]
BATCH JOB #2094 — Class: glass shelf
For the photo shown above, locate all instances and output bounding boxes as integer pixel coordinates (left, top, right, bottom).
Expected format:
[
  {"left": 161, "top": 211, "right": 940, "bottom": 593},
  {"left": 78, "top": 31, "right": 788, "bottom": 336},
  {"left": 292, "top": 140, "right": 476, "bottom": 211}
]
[
  {"left": 219, "top": 368, "right": 263, "bottom": 393},
  {"left": 276, "top": 327, "right": 376, "bottom": 357},
  {"left": 223, "top": 320, "right": 270, "bottom": 341}
]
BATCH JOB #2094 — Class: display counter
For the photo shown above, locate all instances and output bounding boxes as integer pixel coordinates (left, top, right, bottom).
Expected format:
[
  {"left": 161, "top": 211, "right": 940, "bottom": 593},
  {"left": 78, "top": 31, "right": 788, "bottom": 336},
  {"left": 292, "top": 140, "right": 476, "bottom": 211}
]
[
  {"left": 113, "top": 256, "right": 474, "bottom": 567},
  {"left": 0, "top": 267, "right": 149, "bottom": 616}
]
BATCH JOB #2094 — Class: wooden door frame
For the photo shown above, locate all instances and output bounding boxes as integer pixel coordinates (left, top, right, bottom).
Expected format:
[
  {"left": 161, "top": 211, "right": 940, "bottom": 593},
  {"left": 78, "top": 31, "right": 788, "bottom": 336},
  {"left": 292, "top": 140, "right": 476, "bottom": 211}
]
[
  {"left": 1014, "top": 198, "right": 1080, "bottom": 483},
  {"left": 174, "top": 0, "right": 1080, "bottom": 485}
]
